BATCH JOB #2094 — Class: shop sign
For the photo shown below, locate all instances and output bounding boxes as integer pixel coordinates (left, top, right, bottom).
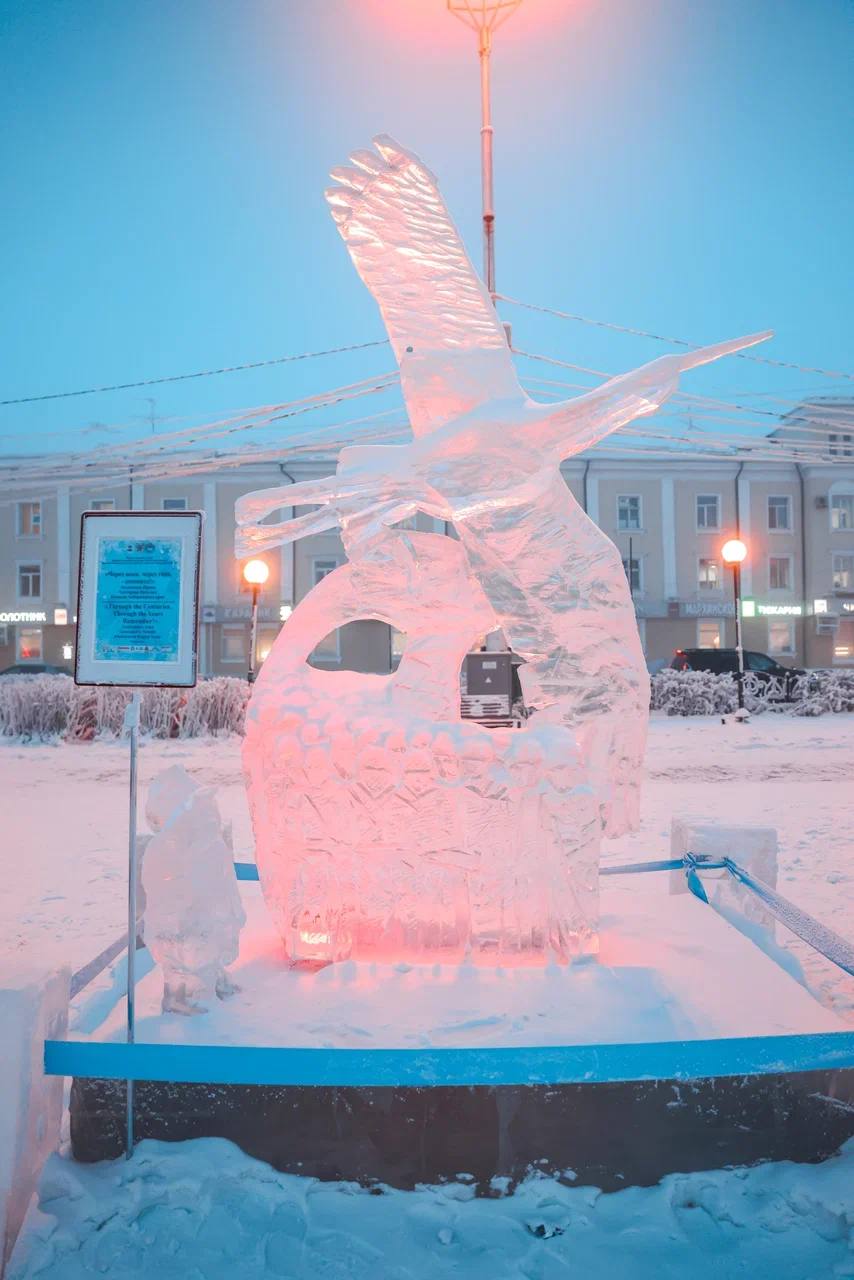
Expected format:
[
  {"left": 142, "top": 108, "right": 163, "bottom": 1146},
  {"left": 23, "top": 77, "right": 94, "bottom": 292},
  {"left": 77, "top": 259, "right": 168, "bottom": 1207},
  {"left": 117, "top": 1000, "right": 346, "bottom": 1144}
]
[
  {"left": 681, "top": 601, "right": 736, "bottom": 618},
  {"left": 757, "top": 603, "right": 802, "bottom": 617},
  {"left": 202, "top": 604, "right": 284, "bottom": 623},
  {"left": 0, "top": 610, "right": 47, "bottom": 623}
]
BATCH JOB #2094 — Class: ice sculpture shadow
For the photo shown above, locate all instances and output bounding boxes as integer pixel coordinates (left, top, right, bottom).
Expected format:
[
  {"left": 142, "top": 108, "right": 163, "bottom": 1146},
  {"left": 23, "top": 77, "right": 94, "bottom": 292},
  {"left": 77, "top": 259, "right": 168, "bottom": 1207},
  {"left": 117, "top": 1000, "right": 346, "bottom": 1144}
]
[{"left": 237, "top": 135, "right": 771, "bottom": 967}]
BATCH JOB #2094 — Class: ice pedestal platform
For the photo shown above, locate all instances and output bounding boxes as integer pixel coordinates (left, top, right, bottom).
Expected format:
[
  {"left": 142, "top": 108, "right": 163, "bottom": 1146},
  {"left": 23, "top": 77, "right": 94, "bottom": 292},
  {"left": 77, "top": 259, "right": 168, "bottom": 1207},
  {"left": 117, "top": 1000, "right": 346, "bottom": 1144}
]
[{"left": 67, "top": 882, "right": 854, "bottom": 1190}]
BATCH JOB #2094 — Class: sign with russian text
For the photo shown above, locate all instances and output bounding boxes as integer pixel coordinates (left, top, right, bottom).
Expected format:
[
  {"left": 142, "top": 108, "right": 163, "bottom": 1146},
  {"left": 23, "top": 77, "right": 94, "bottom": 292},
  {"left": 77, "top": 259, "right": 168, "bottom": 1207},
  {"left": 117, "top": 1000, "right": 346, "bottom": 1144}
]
[{"left": 75, "top": 512, "right": 201, "bottom": 687}]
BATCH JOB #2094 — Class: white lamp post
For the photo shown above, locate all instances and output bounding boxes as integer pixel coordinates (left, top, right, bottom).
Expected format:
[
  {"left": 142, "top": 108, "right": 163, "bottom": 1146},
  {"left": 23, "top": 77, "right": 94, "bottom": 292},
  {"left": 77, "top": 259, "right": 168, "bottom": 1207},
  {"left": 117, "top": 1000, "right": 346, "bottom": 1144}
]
[
  {"left": 447, "top": 0, "right": 523, "bottom": 300},
  {"left": 722, "top": 538, "right": 748, "bottom": 719},
  {"left": 243, "top": 559, "right": 270, "bottom": 684}
]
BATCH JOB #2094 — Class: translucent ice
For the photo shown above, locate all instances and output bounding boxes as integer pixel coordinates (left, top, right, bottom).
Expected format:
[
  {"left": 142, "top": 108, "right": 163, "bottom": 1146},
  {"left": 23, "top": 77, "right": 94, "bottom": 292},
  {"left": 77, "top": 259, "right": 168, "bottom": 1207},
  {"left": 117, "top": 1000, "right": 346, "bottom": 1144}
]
[
  {"left": 143, "top": 766, "right": 245, "bottom": 1013},
  {"left": 237, "top": 136, "right": 771, "bottom": 966}
]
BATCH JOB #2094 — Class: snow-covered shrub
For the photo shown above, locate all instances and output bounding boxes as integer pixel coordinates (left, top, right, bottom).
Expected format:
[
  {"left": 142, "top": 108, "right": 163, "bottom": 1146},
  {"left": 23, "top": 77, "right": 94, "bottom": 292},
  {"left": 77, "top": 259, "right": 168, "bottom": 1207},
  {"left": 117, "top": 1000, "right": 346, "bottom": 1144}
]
[
  {"left": 0, "top": 675, "right": 250, "bottom": 740},
  {"left": 790, "top": 669, "right": 854, "bottom": 716},
  {"left": 650, "top": 669, "right": 737, "bottom": 716},
  {"left": 0, "top": 674, "right": 75, "bottom": 740},
  {"left": 178, "top": 678, "right": 248, "bottom": 737}
]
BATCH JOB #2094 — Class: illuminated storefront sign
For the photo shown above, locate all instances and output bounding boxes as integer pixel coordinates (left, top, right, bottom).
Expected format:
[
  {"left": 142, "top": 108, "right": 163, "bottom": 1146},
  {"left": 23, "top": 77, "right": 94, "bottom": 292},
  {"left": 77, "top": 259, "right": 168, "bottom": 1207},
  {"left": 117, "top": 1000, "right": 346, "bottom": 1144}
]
[
  {"left": 0, "top": 610, "right": 47, "bottom": 623},
  {"left": 742, "top": 600, "right": 801, "bottom": 618},
  {"left": 757, "top": 603, "right": 802, "bottom": 617}
]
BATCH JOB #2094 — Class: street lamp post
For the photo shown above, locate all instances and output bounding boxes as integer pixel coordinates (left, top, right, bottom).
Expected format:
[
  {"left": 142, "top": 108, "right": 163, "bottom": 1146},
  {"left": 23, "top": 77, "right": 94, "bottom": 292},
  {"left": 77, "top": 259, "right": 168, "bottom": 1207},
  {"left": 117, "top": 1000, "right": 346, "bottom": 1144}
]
[
  {"left": 242, "top": 559, "right": 270, "bottom": 685},
  {"left": 447, "top": 0, "right": 523, "bottom": 299},
  {"left": 722, "top": 538, "right": 748, "bottom": 720}
]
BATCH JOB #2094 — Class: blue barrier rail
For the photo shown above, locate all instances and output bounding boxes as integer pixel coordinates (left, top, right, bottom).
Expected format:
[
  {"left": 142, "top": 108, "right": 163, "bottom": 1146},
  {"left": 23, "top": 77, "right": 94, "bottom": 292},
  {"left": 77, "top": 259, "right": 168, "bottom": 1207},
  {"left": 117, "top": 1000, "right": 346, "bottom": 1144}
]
[{"left": 43, "top": 1030, "right": 854, "bottom": 1089}]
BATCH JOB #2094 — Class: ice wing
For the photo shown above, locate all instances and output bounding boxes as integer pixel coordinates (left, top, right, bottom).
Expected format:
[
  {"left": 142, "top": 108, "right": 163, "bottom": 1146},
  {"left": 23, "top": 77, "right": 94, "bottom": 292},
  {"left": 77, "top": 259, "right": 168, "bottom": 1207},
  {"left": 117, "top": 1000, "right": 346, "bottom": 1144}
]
[{"left": 326, "top": 135, "right": 523, "bottom": 436}]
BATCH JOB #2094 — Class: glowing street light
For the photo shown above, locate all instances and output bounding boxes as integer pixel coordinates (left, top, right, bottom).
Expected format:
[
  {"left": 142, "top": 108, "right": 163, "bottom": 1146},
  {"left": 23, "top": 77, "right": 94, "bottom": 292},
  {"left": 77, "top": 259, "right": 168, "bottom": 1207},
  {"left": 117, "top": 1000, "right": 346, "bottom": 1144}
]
[
  {"left": 722, "top": 539, "right": 749, "bottom": 719},
  {"left": 243, "top": 559, "right": 270, "bottom": 685},
  {"left": 447, "top": 0, "right": 523, "bottom": 300}
]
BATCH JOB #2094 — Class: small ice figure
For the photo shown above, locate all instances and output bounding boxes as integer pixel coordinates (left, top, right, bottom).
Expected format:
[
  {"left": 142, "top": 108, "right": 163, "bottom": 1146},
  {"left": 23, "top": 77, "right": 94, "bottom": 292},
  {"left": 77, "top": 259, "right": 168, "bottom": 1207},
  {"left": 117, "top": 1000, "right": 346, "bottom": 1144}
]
[{"left": 142, "top": 765, "right": 245, "bottom": 1015}]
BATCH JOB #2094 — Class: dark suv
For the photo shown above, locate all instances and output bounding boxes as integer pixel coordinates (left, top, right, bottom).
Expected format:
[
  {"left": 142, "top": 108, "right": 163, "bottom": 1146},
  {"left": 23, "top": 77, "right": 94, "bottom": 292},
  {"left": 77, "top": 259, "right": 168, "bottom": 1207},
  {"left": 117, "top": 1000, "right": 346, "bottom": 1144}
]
[{"left": 670, "top": 648, "right": 805, "bottom": 698}]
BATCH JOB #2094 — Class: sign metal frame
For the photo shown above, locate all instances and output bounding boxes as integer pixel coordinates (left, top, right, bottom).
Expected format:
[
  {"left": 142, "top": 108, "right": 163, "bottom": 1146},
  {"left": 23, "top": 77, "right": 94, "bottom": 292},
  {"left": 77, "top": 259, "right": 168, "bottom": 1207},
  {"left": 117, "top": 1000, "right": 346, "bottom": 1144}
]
[{"left": 74, "top": 510, "right": 202, "bottom": 689}]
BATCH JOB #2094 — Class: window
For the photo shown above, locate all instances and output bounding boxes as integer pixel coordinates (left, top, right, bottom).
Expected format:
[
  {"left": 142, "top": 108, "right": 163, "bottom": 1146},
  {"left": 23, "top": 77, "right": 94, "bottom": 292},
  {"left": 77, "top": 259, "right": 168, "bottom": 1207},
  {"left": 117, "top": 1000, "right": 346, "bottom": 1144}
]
[
  {"left": 698, "top": 558, "right": 719, "bottom": 590},
  {"left": 162, "top": 497, "right": 188, "bottom": 511},
  {"left": 834, "top": 620, "right": 854, "bottom": 664},
  {"left": 313, "top": 558, "right": 339, "bottom": 585},
  {"left": 310, "top": 630, "right": 340, "bottom": 662},
  {"left": 617, "top": 495, "right": 641, "bottom": 530},
  {"left": 390, "top": 627, "right": 406, "bottom": 666},
  {"left": 17, "top": 563, "right": 42, "bottom": 599},
  {"left": 697, "top": 620, "right": 723, "bottom": 649},
  {"left": 16, "top": 501, "right": 41, "bottom": 537},
  {"left": 829, "top": 434, "right": 853, "bottom": 457},
  {"left": 831, "top": 494, "right": 854, "bottom": 531},
  {"left": 622, "top": 556, "right": 642, "bottom": 593},
  {"left": 767, "top": 496, "right": 791, "bottom": 531},
  {"left": 17, "top": 627, "right": 43, "bottom": 662},
  {"left": 833, "top": 554, "right": 854, "bottom": 592},
  {"left": 767, "top": 619, "right": 795, "bottom": 656},
  {"left": 310, "top": 560, "right": 341, "bottom": 662},
  {"left": 89, "top": 499, "right": 115, "bottom": 511},
  {"left": 256, "top": 628, "right": 278, "bottom": 666},
  {"left": 768, "top": 556, "right": 791, "bottom": 591},
  {"left": 220, "top": 624, "right": 245, "bottom": 663},
  {"left": 696, "top": 494, "right": 719, "bottom": 529}
]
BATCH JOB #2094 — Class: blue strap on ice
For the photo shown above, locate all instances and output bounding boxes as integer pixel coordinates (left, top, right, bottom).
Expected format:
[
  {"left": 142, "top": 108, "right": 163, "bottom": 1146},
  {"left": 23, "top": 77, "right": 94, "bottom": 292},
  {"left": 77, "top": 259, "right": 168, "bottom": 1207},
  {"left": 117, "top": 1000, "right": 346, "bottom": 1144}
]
[{"left": 720, "top": 857, "right": 854, "bottom": 980}]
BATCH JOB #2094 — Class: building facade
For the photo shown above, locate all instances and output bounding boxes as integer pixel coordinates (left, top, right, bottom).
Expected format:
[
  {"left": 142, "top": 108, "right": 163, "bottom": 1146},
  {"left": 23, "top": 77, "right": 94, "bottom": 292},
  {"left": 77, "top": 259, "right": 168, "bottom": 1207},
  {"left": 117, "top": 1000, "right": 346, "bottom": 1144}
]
[{"left": 2, "top": 407, "right": 853, "bottom": 675}]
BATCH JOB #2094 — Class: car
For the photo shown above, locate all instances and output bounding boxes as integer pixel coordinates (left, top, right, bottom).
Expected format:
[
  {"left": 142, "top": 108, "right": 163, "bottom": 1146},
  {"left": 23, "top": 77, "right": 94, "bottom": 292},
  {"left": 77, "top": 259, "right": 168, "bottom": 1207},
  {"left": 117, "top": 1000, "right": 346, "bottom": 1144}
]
[
  {"left": 669, "top": 648, "right": 806, "bottom": 698},
  {"left": 0, "top": 663, "right": 72, "bottom": 677}
]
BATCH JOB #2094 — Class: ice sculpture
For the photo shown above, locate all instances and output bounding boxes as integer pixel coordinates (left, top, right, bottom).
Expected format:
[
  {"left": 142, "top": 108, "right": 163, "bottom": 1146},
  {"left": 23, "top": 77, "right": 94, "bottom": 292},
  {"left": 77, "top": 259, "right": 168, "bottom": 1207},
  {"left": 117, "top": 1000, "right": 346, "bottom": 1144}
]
[
  {"left": 237, "top": 136, "right": 771, "bottom": 966},
  {"left": 143, "top": 766, "right": 245, "bottom": 1013}
]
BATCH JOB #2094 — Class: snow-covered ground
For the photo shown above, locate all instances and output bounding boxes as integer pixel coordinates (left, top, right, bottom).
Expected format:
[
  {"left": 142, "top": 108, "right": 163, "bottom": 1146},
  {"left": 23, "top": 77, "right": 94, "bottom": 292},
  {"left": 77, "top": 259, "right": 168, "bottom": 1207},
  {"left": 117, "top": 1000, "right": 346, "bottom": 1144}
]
[
  {"left": 3, "top": 712, "right": 852, "bottom": 1019},
  {"left": 10, "top": 1137, "right": 854, "bottom": 1280},
  {"left": 3, "top": 713, "right": 854, "bottom": 1280}
]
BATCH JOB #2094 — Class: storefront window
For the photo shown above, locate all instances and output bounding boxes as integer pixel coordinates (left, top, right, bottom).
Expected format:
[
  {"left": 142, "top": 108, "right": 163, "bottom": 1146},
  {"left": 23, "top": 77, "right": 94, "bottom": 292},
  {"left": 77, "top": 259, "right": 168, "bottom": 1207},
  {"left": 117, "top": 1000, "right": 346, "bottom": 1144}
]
[
  {"left": 697, "top": 620, "right": 723, "bottom": 649},
  {"left": 17, "top": 627, "right": 43, "bottom": 661},
  {"left": 221, "top": 624, "right": 245, "bottom": 663},
  {"left": 834, "top": 619, "right": 854, "bottom": 664},
  {"left": 256, "top": 628, "right": 278, "bottom": 665},
  {"left": 767, "top": 619, "right": 795, "bottom": 656}
]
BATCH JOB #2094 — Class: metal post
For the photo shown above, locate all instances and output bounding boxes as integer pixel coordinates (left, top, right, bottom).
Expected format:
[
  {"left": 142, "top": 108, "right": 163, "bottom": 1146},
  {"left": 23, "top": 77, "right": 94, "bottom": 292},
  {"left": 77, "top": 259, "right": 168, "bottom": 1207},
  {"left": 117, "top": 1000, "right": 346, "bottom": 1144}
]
[
  {"left": 479, "top": 26, "right": 496, "bottom": 298},
  {"left": 124, "top": 690, "right": 141, "bottom": 1159},
  {"left": 732, "top": 563, "right": 746, "bottom": 714},
  {"left": 248, "top": 585, "right": 260, "bottom": 684}
]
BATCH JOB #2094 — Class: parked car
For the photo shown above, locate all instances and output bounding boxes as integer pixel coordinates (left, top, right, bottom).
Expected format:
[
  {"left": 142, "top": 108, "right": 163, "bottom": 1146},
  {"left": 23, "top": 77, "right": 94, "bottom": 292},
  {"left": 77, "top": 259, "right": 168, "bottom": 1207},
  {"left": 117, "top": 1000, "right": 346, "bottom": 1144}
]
[
  {"left": 669, "top": 648, "right": 806, "bottom": 698},
  {"left": 0, "top": 663, "right": 72, "bottom": 677}
]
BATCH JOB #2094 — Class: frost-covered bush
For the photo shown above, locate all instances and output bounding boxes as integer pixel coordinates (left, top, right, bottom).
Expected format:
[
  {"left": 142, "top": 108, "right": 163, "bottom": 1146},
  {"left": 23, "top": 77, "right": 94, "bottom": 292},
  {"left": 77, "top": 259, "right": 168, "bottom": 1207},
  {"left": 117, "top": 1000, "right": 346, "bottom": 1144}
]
[
  {"left": 650, "top": 669, "right": 737, "bottom": 717},
  {"left": 179, "top": 678, "right": 248, "bottom": 737},
  {"left": 651, "top": 667, "right": 854, "bottom": 716},
  {"left": 0, "top": 675, "right": 249, "bottom": 741},
  {"left": 790, "top": 669, "right": 854, "bottom": 716},
  {"left": 0, "top": 674, "right": 75, "bottom": 740}
]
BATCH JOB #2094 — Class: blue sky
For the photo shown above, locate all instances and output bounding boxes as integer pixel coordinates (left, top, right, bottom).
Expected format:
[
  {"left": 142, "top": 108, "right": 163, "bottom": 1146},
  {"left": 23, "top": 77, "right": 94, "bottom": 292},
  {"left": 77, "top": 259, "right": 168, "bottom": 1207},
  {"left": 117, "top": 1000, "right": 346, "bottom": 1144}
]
[{"left": 1, "top": 0, "right": 852, "bottom": 455}]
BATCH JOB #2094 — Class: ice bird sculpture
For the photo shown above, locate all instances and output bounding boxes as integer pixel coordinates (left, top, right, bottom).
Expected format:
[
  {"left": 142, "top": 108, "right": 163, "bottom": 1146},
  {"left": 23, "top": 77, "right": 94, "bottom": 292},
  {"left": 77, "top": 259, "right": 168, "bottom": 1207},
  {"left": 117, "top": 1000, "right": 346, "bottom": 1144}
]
[{"left": 237, "top": 136, "right": 771, "bottom": 966}]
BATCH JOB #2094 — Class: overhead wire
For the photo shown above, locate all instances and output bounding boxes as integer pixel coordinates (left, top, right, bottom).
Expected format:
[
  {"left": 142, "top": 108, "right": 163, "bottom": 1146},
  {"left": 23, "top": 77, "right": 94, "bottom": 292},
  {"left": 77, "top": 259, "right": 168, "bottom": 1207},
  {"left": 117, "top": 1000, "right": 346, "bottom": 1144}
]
[
  {"left": 0, "top": 339, "right": 391, "bottom": 407},
  {"left": 498, "top": 294, "right": 854, "bottom": 382}
]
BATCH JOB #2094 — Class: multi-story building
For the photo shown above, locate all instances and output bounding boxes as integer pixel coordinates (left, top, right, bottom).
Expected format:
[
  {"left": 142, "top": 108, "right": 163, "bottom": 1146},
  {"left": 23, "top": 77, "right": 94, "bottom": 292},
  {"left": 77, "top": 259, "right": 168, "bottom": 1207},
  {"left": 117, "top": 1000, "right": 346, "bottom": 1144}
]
[{"left": 2, "top": 399, "right": 852, "bottom": 675}]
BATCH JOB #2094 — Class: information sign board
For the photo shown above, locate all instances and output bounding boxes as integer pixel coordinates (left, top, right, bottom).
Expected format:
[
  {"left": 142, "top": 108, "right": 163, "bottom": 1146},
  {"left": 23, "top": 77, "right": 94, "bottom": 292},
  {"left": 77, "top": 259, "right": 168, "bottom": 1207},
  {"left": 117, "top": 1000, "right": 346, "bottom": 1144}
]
[{"left": 75, "top": 511, "right": 202, "bottom": 687}]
